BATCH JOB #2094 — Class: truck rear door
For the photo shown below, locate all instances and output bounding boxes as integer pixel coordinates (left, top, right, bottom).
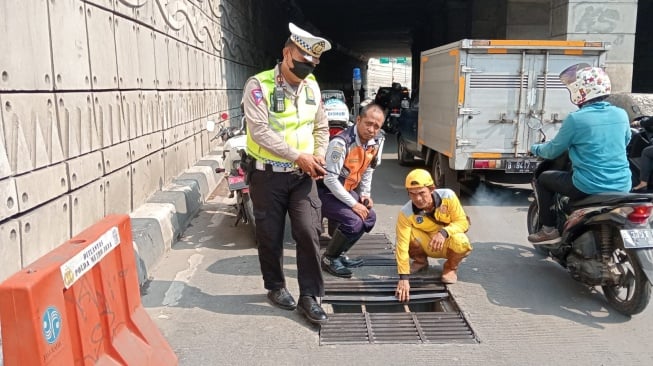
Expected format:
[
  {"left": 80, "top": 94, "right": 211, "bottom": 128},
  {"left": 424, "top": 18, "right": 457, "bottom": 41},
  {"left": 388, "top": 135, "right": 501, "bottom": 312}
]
[{"left": 460, "top": 44, "right": 606, "bottom": 158}]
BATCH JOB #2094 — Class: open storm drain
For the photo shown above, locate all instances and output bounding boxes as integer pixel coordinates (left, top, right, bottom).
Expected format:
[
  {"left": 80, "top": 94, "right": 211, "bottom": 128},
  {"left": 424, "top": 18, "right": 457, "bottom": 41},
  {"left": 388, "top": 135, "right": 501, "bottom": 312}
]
[{"left": 319, "top": 278, "right": 478, "bottom": 345}]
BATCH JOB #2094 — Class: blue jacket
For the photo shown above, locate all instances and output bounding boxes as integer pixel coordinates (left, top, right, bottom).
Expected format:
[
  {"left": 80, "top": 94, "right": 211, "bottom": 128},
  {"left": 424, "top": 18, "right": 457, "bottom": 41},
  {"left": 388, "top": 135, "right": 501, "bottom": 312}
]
[{"left": 530, "top": 101, "right": 631, "bottom": 194}]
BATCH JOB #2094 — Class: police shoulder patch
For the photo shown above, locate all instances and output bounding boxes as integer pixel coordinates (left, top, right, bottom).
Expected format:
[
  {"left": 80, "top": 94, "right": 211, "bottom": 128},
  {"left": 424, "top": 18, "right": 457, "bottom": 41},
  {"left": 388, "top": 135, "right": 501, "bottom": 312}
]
[
  {"left": 252, "top": 88, "right": 263, "bottom": 105},
  {"left": 330, "top": 146, "right": 344, "bottom": 162},
  {"left": 330, "top": 151, "right": 342, "bottom": 163}
]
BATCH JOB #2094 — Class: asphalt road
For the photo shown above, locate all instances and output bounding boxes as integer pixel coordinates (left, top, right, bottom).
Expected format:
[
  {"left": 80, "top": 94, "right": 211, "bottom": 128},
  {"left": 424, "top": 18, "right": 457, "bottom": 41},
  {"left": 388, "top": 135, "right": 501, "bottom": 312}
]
[{"left": 143, "top": 136, "right": 653, "bottom": 366}]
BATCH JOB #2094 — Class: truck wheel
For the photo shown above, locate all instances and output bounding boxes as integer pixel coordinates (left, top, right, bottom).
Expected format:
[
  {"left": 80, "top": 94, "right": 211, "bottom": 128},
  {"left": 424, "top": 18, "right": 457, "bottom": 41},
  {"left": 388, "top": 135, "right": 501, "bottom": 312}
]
[
  {"left": 397, "top": 137, "right": 414, "bottom": 166},
  {"left": 432, "top": 154, "right": 460, "bottom": 195}
]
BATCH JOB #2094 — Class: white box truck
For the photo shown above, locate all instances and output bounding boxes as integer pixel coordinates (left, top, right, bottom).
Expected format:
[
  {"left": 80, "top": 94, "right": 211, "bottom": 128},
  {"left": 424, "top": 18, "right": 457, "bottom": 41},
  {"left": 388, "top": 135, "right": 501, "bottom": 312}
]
[{"left": 417, "top": 39, "right": 609, "bottom": 194}]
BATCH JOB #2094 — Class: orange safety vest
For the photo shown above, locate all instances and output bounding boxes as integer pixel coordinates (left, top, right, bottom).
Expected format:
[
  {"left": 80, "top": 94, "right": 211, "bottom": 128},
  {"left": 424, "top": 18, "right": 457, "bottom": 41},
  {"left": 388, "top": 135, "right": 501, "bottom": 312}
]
[{"left": 333, "top": 127, "right": 381, "bottom": 191}]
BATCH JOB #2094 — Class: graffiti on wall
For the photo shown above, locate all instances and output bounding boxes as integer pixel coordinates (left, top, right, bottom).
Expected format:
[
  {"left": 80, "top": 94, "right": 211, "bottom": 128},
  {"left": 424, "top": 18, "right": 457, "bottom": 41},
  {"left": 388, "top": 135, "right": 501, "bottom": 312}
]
[{"left": 574, "top": 5, "right": 620, "bottom": 34}]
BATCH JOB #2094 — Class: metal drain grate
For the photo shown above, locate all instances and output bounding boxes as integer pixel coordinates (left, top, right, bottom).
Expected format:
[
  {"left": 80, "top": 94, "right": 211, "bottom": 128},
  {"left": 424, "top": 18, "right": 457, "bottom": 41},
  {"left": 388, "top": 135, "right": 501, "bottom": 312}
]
[
  {"left": 320, "top": 312, "right": 476, "bottom": 344},
  {"left": 320, "top": 233, "right": 396, "bottom": 266},
  {"left": 320, "top": 278, "right": 478, "bottom": 345}
]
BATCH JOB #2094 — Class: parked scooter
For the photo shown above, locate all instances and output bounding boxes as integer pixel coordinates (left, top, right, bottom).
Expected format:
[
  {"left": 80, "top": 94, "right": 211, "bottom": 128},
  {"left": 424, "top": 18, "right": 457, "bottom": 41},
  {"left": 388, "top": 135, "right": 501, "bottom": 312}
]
[
  {"left": 527, "top": 153, "right": 653, "bottom": 315},
  {"left": 627, "top": 115, "right": 653, "bottom": 192},
  {"left": 324, "top": 96, "right": 352, "bottom": 138},
  {"left": 208, "top": 116, "right": 256, "bottom": 239}
]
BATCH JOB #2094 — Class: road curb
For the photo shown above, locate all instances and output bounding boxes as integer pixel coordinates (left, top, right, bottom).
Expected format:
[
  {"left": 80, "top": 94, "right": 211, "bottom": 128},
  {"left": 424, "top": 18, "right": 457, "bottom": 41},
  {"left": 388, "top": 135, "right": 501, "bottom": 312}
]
[{"left": 130, "top": 150, "right": 223, "bottom": 287}]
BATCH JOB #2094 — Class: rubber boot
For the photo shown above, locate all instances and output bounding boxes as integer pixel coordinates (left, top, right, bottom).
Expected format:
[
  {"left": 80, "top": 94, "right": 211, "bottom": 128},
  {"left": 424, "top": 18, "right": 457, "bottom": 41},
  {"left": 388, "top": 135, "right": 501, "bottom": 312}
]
[
  {"left": 409, "top": 239, "right": 428, "bottom": 274},
  {"left": 441, "top": 251, "right": 470, "bottom": 284},
  {"left": 339, "top": 231, "right": 364, "bottom": 268},
  {"left": 321, "top": 229, "right": 353, "bottom": 278}
]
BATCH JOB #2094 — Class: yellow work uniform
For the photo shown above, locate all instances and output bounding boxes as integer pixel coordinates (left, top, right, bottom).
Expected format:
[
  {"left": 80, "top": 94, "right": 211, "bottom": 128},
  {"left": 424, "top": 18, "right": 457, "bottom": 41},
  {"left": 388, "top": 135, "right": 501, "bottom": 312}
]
[{"left": 395, "top": 188, "right": 472, "bottom": 275}]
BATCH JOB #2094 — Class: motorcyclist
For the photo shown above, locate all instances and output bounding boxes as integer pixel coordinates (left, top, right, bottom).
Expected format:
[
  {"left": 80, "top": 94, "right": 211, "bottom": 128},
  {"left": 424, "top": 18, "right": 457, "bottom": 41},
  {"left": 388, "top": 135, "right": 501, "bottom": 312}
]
[
  {"left": 528, "top": 63, "right": 631, "bottom": 243},
  {"left": 630, "top": 116, "right": 653, "bottom": 192}
]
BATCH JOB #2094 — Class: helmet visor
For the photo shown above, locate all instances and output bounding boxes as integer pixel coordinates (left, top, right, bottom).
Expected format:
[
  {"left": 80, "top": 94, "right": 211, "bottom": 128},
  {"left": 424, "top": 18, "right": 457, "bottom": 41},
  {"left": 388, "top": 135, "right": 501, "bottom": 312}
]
[{"left": 559, "top": 63, "right": 592, "bottom": 85}]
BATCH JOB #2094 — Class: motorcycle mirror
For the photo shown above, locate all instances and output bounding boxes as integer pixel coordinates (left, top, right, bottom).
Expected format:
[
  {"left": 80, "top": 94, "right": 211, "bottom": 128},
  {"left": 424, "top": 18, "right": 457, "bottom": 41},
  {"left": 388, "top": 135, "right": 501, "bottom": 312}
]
[{"left": 206, "top": 120, "right": 216, "bottom": 132}]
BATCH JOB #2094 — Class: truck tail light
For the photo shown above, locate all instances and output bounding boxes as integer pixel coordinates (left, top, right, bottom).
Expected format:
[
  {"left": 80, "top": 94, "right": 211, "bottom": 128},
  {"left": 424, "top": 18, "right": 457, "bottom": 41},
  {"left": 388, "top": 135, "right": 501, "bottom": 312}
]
[
  {"left": 473, "top": 159, "right": 502, "bottom": 169},
  {"left": 473, "top": 160, "right": 489, "bottom": 169}
]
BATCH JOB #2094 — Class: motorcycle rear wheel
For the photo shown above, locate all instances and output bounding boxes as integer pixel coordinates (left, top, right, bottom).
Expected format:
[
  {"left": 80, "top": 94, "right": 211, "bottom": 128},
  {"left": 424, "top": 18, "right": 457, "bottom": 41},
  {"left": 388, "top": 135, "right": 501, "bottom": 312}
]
[
  {"left": 601, "top": 232, "right": 652, "bottom": 315},
  {"left": 526, "top": 202, "right": 551, "bottom": 257}
]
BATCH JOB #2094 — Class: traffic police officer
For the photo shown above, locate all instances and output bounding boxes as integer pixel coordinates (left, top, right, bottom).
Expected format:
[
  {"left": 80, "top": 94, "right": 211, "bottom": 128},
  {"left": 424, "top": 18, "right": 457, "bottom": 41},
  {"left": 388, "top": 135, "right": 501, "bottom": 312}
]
[
  {"left": 241, "top": 23, "right": 331, "bottom": 325},
  {"left": 319, "top": 103, "right": 385, "bottom": 278}
]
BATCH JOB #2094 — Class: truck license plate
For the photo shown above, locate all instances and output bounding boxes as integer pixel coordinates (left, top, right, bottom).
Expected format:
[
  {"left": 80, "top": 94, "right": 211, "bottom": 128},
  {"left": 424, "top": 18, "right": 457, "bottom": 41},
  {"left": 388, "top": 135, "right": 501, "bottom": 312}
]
[
  {"left": 505, "top": 160, "right": 538, "bottom": 173},
  {"left": 620, "top": 229, "right": 653, "bottom": 249}
]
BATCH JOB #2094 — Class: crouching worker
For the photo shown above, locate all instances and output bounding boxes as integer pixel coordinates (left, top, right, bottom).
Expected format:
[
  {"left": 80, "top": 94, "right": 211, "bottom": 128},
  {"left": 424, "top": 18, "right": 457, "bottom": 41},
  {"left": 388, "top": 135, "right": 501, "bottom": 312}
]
[
  {"left": 395, "top": 169, "right": 472, "bottom": 302},
  {"left": 319, "top": 103, "right": 385, "bottom": 278}
]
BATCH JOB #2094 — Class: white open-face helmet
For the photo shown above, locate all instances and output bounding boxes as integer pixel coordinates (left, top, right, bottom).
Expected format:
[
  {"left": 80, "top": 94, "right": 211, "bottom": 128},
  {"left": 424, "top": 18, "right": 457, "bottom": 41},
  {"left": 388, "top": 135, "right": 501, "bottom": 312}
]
[{"left": 559, "top": 63, "right": 611, "bottom": 106}]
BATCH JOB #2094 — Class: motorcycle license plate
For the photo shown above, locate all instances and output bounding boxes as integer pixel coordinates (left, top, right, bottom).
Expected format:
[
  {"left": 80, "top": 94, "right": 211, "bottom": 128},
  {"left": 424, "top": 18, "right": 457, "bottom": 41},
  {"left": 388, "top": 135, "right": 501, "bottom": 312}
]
[
  {"left": 227, "top": 175, "right": 247, "bottom": 191},
  {"left": 620, "top": 229, "right": 653, "bottom": 249},
  {"left": 505, "top": 160, "right": 538, "bottom": 173}
]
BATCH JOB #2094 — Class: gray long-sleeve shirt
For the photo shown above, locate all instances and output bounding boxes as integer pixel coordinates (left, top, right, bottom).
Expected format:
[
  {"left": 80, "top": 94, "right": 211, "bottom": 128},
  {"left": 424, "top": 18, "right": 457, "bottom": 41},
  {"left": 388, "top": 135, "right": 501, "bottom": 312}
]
[{"left": 323, "top": 127, "right": 384, "bottom": 207}]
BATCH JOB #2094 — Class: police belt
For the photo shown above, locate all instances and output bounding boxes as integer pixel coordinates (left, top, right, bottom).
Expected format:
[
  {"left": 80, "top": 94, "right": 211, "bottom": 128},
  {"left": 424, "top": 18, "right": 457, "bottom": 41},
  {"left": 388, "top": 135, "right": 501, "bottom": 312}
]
[{"left": 254, "top": 160, "right": 298, "bottom": 173}]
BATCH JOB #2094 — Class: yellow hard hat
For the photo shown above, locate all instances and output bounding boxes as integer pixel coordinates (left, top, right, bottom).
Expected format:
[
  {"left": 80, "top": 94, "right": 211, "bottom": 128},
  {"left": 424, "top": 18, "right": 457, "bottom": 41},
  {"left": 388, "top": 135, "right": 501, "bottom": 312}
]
[{"left": 405, "top": 169, "right": 434, "bottom": 188}]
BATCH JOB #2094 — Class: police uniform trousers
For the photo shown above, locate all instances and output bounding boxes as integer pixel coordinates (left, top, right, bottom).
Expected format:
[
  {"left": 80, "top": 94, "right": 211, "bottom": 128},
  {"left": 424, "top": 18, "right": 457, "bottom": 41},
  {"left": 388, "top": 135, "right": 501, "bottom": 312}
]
[
  {"left": 249, "top": 169, "right": 324, "bottom": 298},
  {"left": 318, "top": 187, "right": 376, "bottom": 239}
]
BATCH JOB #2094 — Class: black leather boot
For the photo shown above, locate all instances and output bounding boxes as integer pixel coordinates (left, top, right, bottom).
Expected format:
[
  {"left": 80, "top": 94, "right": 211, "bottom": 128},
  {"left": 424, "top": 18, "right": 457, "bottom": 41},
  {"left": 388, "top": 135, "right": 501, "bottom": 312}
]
[
  {"left": 321, "top": 255, "right": 352, "bottom": 278},
  {"left": 340, "top": 231, "right": 364, "bottom": 268},
  {"left": 339, "top": 254, "right": 364, "bottom": 268},
  {"left": 321, "top": 229, "right": 353, "bottom": 278}
]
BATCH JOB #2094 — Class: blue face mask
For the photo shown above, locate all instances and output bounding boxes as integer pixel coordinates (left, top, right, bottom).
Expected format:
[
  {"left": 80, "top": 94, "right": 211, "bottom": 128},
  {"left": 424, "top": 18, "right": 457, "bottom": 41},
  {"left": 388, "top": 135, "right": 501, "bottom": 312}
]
[{"left": 290, "top": 59, "right": 315, "bottom": 79}]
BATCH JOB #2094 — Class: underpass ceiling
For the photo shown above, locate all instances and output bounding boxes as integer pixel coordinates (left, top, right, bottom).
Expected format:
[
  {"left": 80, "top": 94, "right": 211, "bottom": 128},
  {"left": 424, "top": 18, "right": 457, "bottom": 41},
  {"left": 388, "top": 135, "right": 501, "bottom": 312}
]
[{"left": 291, "top": 0, "right": 443, "bottom": 59}]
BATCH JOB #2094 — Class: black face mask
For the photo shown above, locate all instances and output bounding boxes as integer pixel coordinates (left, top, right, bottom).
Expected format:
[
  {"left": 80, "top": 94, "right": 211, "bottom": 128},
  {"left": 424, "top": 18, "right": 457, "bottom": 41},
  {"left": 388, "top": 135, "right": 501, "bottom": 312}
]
[{"left": 289, "top": 59, "right": 315, "bottom": 79}]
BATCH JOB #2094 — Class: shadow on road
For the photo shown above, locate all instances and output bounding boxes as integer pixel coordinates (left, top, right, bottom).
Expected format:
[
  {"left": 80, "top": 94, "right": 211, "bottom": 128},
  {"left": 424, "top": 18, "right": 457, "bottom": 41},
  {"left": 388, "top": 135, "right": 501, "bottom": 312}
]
[
  {"left": 460, "top": 242, "right": 632, "bottom": 328},
  {"left": 143, "top": 279, "right": 320, "bottom": 330}
]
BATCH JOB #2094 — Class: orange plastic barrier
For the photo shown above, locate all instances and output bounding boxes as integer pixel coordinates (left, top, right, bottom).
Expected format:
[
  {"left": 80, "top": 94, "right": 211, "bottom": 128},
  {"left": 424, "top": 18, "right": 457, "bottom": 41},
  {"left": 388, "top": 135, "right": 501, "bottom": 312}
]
[{"left": 0, "top": 214, "right": 177, "bottom": 365}]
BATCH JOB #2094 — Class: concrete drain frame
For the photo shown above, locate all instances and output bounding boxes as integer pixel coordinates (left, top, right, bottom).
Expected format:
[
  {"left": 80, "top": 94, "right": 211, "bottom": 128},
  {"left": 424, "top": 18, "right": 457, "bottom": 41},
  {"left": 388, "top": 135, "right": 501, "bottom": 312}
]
[{"left": 319, "top": 277, "right": 479, "bottom": 345}]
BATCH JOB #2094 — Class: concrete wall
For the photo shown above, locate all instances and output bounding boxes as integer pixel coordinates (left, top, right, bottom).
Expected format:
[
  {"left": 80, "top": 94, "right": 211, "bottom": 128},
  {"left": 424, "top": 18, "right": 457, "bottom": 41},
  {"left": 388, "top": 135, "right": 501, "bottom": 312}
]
[
  {"left": 0, "top": 0, "right": 289, "bottom": 282},
  {"left": 551, "top": 0, "right": 639, "bottom": 92},
  {"left": 506, "top": 0, "right": 550, "bottom": 39}
]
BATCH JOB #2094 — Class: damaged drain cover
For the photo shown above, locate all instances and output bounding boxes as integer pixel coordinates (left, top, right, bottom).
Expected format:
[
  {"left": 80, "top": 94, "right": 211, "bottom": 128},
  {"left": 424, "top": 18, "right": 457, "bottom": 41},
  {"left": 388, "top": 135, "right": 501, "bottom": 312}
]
[{"left": 320, "top": 278, "right": 478, "bottom": 345}]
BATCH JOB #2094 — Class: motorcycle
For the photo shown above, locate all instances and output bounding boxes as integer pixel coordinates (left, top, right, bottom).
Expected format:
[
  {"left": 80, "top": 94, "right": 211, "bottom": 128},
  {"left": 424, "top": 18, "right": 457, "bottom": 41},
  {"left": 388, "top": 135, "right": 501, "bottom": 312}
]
[
  {"left": 627, "top": 116, "right": 653, "bottom": 192},
  {"left": 208, "top": 116, "right": 256, "bottom": 239},
  {"left": 324, "top": 96, "right": 352, "bottom": 138},
  {"left": 527, "top": 153, "right": 653, "bottom": 315},
  {"left": 376, "top": 83, "right": 409, "bottom": 134}
]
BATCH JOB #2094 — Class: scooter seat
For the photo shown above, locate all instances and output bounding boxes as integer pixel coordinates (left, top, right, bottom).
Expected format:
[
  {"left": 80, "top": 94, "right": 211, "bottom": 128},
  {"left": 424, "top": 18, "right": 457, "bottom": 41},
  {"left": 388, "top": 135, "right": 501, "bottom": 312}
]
[{"left": 570, "top": 192, "right": 653, "bottom": 209}]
